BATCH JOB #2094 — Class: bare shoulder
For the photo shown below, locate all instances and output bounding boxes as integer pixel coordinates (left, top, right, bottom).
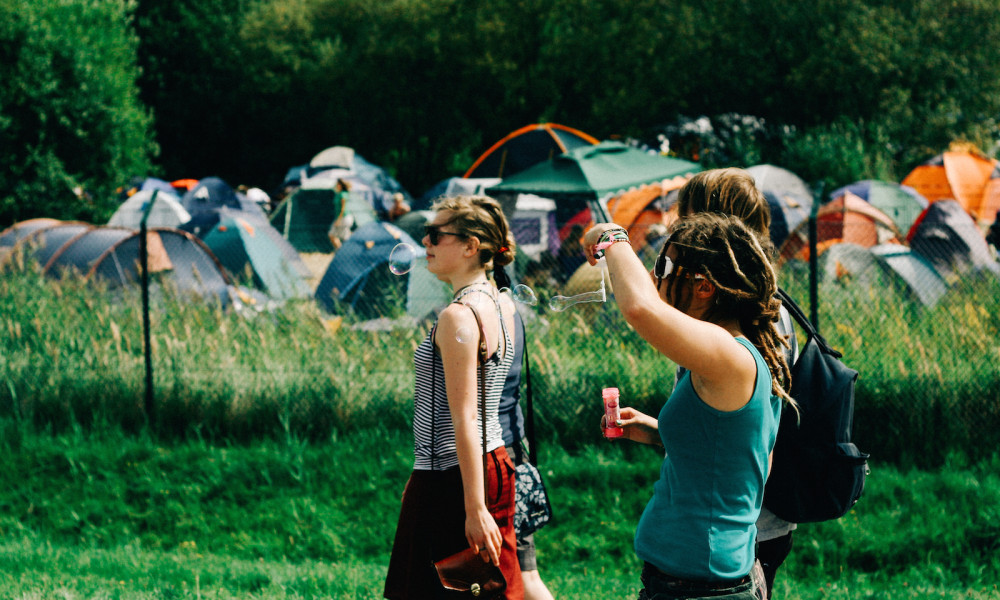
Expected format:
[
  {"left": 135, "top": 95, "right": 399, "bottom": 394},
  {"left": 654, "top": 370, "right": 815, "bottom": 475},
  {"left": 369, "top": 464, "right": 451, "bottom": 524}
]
[{"left": 437, "top": 301, "right": 478, "bottom": 333}]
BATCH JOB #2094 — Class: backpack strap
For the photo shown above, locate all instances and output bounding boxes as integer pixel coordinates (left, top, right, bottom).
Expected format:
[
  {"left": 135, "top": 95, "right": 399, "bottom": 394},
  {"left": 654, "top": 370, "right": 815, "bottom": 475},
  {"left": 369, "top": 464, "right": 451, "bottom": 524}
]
[
  {"left": 522, "top": 323, "right": 539, "bottom": 466},
  {"left": 777, "top": 287, "right": 842, "bottom": 359}
]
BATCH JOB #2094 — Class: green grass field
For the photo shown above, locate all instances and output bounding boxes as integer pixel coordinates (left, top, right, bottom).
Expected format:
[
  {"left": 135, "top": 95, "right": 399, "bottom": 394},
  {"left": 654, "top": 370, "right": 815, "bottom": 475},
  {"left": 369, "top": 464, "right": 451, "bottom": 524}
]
[
  {"left": 3, "top": 264, "right": 1000, "bottom": 598},
  {"left": 2, "top": 421, "right": 998, "bottom": 599}
]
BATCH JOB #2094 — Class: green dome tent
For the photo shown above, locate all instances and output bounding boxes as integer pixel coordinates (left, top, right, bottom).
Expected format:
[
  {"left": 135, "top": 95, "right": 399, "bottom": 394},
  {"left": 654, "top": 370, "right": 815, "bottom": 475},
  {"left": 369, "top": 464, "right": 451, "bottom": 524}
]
[{"left": 203, "top": 215, "right": 311, "bottom": 300}]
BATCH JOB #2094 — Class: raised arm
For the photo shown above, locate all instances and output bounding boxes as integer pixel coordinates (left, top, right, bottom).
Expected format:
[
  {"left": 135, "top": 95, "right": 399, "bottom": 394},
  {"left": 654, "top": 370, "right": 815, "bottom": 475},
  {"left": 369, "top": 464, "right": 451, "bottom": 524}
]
[{"left": 584, "top": 224, "right": 757, "bottom": 412}]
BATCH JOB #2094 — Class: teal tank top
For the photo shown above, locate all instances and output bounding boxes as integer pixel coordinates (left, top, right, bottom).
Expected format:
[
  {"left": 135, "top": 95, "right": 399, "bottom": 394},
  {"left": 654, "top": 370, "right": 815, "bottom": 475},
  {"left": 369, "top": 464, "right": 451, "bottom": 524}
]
[{"left": 634, "top": 337, "right": 781, "bottom": 580}]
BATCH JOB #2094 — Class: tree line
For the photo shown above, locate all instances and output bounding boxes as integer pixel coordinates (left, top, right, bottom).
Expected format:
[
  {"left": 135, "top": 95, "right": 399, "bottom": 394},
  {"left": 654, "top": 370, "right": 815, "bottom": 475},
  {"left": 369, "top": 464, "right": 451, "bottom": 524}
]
[{"left": 2, "top": 0, "right": 999, "bottom": 226}]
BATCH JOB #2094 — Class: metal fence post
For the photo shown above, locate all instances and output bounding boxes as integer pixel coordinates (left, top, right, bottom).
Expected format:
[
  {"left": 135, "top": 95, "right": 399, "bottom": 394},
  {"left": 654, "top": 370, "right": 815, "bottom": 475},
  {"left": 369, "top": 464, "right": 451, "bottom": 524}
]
[
  {"left": 140, "top": 190, "right": 158, "bottom": 428},
  {"left": 809, "top": 182, "right": 825, "bottom": 331}
]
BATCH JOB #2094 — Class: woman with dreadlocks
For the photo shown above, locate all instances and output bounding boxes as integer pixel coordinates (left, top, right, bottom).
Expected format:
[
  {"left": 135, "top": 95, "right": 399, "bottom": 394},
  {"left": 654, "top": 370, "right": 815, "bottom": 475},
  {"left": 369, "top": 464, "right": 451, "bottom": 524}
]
[{"left": 583, "top": 210, "right": 794, "bottom": 600}]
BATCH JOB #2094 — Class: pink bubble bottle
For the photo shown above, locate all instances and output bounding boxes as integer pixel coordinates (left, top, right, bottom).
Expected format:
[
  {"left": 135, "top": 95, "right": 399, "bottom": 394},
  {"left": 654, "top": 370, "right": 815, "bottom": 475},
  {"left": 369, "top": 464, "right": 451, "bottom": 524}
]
[{"left": 603, "top": 387, "right": 624, "bottom": 438}]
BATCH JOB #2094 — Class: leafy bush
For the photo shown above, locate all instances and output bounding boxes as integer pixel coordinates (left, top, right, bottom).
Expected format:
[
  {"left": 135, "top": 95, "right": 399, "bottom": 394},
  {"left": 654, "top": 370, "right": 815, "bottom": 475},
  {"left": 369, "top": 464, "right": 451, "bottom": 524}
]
[{"left": 0, "top": 0, "right": 156, "bottom": 225}]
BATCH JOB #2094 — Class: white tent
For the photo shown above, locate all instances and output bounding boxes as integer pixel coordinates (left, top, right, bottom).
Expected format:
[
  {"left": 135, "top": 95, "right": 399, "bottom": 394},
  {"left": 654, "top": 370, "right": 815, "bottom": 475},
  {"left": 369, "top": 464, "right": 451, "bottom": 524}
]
[{"left": 108, "top": 190, "right": 190, "bottom": 229}]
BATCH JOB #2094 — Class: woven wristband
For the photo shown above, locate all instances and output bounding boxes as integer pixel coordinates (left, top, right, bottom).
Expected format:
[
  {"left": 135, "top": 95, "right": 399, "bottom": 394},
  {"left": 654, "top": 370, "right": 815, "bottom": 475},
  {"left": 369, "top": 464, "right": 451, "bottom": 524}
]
[
  {"left": 593, "top": 230, "right": 629, "bottom": 259},
  {"left": 597, "top": 227, "right": 629, "bottom": 245}
]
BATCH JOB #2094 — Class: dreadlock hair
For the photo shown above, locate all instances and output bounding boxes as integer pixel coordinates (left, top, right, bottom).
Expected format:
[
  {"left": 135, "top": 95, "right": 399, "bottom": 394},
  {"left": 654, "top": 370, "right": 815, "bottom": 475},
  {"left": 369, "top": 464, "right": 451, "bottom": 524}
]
[
  {"left": 667, "top": 212, "right": 795, "bottom": 408},
  {"left": 430, "top": 195, "right": 516, "bottom": 288}
]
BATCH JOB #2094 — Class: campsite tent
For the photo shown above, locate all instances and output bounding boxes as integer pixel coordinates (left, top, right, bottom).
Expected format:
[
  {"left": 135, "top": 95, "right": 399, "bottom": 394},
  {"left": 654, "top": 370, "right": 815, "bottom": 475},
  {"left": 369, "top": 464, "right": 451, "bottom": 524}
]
[
  {"left": 109, "top": 189, "right": 191, "bottom": 229},
  {"left": 509, "top": 195, "right": 559, "bottom": 261},
  {"left": 0, "top": 218, "right": 62, "bottom": 248},
  {"left": 907, "top": 199, "right": 999, "bottom": 284},
  {"left": 39, "top": 226, "right": 231, "bottom": 305},
  {"left": 270, "top": 176, "right": 379, "bottom": 254},
  {"left": 829, "top": 180, "right": 929, "bottom": 237},
  {"left": 411, "top": 179, "right": 559, "bottom": 262},
  {"left": 203, "top": 215, "right": 311, "bottom": 300},
  {"left": 464, "top": 123, "right": 600, "bottom": 179},
  {"left": 778, "top": 193, "right": 902, "bottom": 263},
  {"left": 299, "top": 170, "right": 382, "bottom": 228},
  {"left": 761, "top": 191, "right": 807, "bottom": 249},
  {"left": 805, "top": 242, "right": 948, "bottom": 307},
  {"left": 314, "top": 222, "right": 450, "bottom": 320},
  {"left": 417, "top": 177, "right": 502, "bottom": 210},
  {"left": 979, "top": 165, "right": 1000, "bottom": 227},
  {"left": 901, "top": 148, "right": 1000, "bottom": 224},
  {"left": 746, "top": 164, "right": 813, "bottom": 203},
  {"left": 0, "top": 221, "right": 94, "bottom": 270},
  {"left": 486, "top": 141, "right": 702, "bottom": 222},
  {"left": 606, "top": 177, "right": 690, "bottom": 251},
  {"left": 178, "top": 177, "right": 244, "bottom": 237},
  {"left": 746, "top": 164, "right": 812, "bottom": 246},
  {"left": 282, "top": 146, "right": 413, "bottom": 215}
]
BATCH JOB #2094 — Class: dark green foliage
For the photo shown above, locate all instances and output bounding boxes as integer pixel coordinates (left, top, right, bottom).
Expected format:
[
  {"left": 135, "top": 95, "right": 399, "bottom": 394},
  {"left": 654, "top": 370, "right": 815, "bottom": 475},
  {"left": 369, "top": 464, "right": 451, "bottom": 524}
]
[
  {"left": 127, "top": 0, "right": 1000, "bottom": 201},
  {"left": 0, "top": 0, "right": 156, "bottom": 226},
  {"left": 5, "top": 0, "right": 1000, "bottom": 220}
]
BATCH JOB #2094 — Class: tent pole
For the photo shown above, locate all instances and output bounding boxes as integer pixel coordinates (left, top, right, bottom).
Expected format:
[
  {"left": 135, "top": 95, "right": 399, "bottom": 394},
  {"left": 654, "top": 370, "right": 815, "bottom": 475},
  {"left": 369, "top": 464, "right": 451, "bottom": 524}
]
[
  {"left": 809, "top": 182, "right": 824, "bottom": 331},
  {"left": 140, "top": 191, "right": 158, "bottom": 429}
]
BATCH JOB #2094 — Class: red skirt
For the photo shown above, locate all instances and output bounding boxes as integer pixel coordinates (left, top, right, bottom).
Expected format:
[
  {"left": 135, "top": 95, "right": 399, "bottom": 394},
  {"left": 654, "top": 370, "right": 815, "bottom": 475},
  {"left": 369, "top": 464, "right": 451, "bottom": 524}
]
[{"left": 384, "top": 447, "right": 523, "bottom": 599}]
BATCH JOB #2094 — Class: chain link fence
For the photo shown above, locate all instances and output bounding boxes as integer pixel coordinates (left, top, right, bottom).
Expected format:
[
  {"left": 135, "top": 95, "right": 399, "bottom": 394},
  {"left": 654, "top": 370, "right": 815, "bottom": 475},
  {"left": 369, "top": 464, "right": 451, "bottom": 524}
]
[{"left": 3, "top": 181, "right": 1000, "bottom": 467}]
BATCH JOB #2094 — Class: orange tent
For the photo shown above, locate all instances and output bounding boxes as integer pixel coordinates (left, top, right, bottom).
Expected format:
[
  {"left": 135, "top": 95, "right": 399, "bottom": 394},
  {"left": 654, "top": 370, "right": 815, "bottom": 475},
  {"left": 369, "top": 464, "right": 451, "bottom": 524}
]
[
  {"left": 978, "top": 165, "right": 1000, "bottom": 225},
  {"left": 606, "top": 176, "right": 691, "bottom": 251},
  {"left": 464, "top": 123, "right": 599, "bottom": 179},
  {"left": 901, "top": 147, "right": 1000, "bottom": 224},
  {"left": 170, "top": 178, "right": 200, "bottom": 192},
  {"left": 778, "top": 192, "right": 902, "bottom": 263}
]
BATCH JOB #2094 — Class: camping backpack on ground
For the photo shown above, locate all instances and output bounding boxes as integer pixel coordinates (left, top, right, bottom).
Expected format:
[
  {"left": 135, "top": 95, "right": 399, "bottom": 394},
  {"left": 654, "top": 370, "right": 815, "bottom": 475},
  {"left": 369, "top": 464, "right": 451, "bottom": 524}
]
[{"left": 763, "top": 289, "right": 870, "bottom": 523}]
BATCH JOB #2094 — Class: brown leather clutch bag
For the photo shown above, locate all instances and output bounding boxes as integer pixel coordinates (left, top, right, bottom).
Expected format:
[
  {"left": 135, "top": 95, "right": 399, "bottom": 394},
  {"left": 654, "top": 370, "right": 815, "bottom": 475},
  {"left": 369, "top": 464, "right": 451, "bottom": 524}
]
[{"left": 433, "top": 547, "right": 506, "bottom": 598}]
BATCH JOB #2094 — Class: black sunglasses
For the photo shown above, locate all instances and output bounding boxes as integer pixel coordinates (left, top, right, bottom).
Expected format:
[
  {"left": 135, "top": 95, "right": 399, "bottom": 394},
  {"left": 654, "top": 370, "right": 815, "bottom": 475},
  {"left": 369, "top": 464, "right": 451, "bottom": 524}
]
[{"left": 424, "top": 224, "right": 468, "bottom": 245}]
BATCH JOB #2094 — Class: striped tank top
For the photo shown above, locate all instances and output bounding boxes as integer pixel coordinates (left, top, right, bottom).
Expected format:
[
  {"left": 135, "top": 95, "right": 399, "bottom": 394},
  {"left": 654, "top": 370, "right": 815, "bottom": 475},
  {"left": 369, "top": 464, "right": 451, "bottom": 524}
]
[{"left": 412, "top": 288, "right": 513, "bottom": 471}]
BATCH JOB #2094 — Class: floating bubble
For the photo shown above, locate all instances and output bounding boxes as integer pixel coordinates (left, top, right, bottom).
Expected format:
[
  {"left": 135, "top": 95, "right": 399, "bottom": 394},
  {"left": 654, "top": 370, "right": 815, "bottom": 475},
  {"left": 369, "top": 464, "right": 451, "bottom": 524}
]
[
  {"left": 455, "top": 325, "right": 475, "bottom": 344},
  {"left": 511, "top": 284, "right": 538, "bottom": 306},
  {"left": 388, "top": 243, "right": 416, "bottom": 275},
  {"left": 548, "top": 280, "right": 607, "bottom": 312}
]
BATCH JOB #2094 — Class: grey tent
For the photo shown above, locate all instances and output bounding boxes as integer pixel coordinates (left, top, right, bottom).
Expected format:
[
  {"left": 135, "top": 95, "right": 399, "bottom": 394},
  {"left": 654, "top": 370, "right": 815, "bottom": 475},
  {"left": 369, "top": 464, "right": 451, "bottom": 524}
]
[
  {"left": 43, "top": 226, "right": 231, "bottom": 305},
  {"left": 908, "top": 199, "right": 999, "bottom": 284},
  {"left": 108, "top": 189, "right": 190, "bottom": 229},
  {"left": 810, "top": 242, "right": 948, "bottom": 307}
]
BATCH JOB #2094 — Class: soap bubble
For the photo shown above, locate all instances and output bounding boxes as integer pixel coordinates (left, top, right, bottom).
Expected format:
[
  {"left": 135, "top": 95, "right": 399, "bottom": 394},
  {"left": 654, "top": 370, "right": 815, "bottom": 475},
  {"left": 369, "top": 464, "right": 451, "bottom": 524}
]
[
  {"left": 455, "top": 325, "right": 475, "bottom": 344},
  {"left": 388, "top": 243, "right": 416, "bottom": 275},
  {"left": 511, "top": 284, "right": 538, "bottom": 306},
  {"left": 548, "top": 279, "right": 607, "bottom": 312}
]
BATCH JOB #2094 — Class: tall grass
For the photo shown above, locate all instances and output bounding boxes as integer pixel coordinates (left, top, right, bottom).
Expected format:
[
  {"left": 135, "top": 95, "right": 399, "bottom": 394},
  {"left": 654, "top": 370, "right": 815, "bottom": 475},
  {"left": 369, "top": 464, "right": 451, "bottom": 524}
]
[{"left": 3, "top": 266, "right": 1000, "bottom": 465}]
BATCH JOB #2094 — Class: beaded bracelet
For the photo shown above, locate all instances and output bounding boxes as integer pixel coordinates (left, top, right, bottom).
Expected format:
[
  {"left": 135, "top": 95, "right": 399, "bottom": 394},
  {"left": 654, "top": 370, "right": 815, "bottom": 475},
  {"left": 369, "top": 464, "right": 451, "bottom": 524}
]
[
  {"left": 597, "top": 227, "right": 629, "bottom": 245},
  {"left": 593, "top": 229, "right": 630, "bottom": 259}
]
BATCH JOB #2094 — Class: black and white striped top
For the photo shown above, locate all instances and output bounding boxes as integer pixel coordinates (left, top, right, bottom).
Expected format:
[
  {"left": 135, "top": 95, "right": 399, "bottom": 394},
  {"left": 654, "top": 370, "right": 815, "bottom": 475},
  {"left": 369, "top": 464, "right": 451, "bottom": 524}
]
[{"left": 412, "top": 290, "right": 513, "bottom": 471}]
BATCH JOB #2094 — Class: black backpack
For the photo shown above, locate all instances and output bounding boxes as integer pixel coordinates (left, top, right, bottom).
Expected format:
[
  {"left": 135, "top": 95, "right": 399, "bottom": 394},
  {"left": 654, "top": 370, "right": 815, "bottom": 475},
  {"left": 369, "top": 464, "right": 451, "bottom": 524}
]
[{"left": 762, "top": 289, "right": 870, "bottom": 523}]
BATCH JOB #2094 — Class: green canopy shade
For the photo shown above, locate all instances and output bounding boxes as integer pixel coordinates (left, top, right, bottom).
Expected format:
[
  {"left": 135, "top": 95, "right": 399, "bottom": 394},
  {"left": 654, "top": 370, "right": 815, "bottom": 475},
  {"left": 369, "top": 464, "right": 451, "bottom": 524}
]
[{"left": 486, "top": 141, "right": 701, "bottom": 201}]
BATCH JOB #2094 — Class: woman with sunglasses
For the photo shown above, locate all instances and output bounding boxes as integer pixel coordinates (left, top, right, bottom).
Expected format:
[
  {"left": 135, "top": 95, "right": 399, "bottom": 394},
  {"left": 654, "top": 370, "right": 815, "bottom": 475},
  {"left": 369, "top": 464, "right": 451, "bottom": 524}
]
[
  {"left": 583, "top": 211, "right": 793, "bottom": 600},
  {"left": 384, "top": 195, "right": 523, "bottom": 600}
]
